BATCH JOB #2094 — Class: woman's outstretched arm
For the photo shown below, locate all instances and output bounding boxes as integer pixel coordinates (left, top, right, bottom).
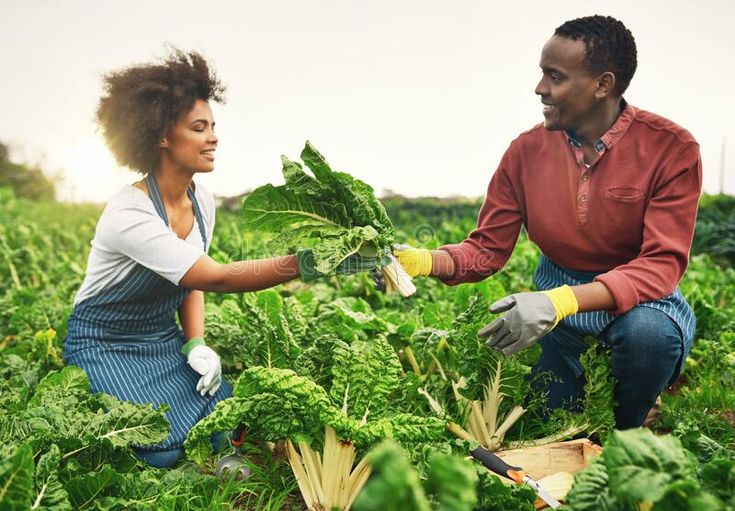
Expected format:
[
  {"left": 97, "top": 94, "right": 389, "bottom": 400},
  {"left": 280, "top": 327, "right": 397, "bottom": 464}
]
[{"left": 179, "top": 254, "right": 300, "bottom": 293}]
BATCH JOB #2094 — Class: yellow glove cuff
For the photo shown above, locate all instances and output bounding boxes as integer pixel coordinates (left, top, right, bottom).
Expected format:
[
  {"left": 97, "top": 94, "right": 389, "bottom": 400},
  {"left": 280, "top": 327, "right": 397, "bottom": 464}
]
[
  {"left": 543, "top": 285, "right": 579, "bottom": 327},
  {"left": 395, "top": 248, "right": 433, "bottom": 277}
]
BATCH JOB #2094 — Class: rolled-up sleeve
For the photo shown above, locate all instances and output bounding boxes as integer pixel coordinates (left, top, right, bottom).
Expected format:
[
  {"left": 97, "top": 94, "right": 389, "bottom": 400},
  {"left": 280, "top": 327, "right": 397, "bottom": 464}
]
[
  {"left": 439, "top": 147, "right": 524, "bottom": 286},
  {"left": 594, "top": 142, "right": 702, "bottom": 314}
]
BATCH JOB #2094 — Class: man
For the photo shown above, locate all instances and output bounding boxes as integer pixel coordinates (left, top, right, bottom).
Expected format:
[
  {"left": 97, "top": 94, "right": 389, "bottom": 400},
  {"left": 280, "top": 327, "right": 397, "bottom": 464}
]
[{"left": 394, "top": 15, "right": 701, "bottom": 429}]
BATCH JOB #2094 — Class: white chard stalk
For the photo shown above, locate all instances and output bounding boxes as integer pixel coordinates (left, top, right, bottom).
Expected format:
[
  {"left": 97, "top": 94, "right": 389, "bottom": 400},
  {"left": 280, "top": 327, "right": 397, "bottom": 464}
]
[
  {"left": 381, "top": 254, "right": 416, "bottom": 297},
  {"left": 285, "top": 426, "right": 372, "bottom": 511},
  {"left": 449, "top": 360, "right": 526, "bottom": 452}
]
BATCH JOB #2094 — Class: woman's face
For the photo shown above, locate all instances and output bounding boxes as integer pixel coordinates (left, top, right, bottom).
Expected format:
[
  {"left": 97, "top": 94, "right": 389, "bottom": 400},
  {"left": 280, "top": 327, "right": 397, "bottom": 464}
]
[{"left": 161, "top": 99, "right": 218, "bottom": 174}]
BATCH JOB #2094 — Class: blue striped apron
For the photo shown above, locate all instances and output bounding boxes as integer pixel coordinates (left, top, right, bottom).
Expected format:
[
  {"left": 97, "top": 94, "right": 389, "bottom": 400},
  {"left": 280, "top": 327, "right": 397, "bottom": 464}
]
[
  {"left": 534, "top": 254, "right": 696, "bottom": 377},
  {"left": 63, "top": 174, "right": 233, "bottom": 451}
]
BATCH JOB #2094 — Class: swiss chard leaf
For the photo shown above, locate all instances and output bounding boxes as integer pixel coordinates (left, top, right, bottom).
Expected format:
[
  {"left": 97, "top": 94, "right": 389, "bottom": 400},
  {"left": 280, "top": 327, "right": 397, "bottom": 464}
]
[
  {"left": 329, "top": 336, "right": 402, "bottom": 419},
  {"left": 33, "top": 444, "right": 72, "bottom": 510},
  {"left": 0, "top": 443, "right": 34, "bottom": 511},
  {"left": 604, "top": 429, "right": 697, "bottom": 505},
  {"left": 241, "top": 141, "right": 394, "bottom": 274}
]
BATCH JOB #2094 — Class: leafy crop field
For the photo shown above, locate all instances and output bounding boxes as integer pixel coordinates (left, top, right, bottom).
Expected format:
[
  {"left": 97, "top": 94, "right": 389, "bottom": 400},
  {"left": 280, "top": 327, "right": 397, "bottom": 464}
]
[{"left": 1, "top": 186, "right": 734, "bottom": 510}]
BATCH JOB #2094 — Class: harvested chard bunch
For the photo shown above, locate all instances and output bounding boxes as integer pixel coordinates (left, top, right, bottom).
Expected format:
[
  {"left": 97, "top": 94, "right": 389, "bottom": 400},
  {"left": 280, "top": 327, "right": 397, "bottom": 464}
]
[
  {"left": 240, "top": 141, "right": 415, "bottom": 296},
  {"left": 185, "top": 337, "right": 446, "bottom": 511}
]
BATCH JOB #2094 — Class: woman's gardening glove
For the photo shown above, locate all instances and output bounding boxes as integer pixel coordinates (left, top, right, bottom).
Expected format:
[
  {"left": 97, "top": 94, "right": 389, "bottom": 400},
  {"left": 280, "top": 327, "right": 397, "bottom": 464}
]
[
  {"left": 181, "top": 337, "right": 222, "bottom": 396},
  {"left": 478, "top": 285, "right": 579, "bottom": 356},
  {"left": 297, "top": 248, "right": 390, "bottom": 282},
  {"left": 392, "top": 244, "right": 433, "bottom": 278}
]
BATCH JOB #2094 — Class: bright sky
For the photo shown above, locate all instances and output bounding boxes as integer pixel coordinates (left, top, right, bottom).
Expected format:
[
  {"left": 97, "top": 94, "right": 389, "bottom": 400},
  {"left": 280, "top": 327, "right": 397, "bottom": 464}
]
[{"left": 2, "top": 0, "right": 733, "bottom": 202}]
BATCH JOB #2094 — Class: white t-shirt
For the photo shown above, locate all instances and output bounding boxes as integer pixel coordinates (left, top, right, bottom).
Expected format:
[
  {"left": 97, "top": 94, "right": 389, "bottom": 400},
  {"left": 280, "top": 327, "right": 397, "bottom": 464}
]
[{"left": 74, "top": 183, "right": 215, "bottom": 305}]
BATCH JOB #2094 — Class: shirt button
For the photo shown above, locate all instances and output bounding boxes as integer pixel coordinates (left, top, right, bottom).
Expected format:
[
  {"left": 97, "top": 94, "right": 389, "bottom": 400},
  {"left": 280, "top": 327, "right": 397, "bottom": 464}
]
[
  {"left": 579, "top": 194, "right": 587, "bottom": 202},
  {"left": 581, "top": 174, "right": 589, "bottom": 181}
]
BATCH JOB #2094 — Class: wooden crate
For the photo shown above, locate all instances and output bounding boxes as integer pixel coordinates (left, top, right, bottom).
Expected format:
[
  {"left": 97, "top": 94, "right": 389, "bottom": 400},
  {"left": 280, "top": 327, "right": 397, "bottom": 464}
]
[
  {"left": 495, "top": 437, "right": 602, "bottom": 480},
  {"left": 493, "top": 438, "right": 602, "bottom": 509}
]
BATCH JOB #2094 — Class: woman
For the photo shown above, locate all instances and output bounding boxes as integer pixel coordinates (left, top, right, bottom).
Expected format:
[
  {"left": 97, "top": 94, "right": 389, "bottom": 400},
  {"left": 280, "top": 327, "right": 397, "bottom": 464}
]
[{"left": 63, "top": 50, "right": 378, "bottom": 468}]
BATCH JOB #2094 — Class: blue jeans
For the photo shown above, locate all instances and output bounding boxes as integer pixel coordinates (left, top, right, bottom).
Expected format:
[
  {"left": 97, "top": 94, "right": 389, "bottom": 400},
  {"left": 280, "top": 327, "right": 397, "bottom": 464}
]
[
  {"left": 532, "top": 306, "right": 685, "bottom": 429},
  {"left": 133, "top": 430, "right": 231, "bottom": 468}
]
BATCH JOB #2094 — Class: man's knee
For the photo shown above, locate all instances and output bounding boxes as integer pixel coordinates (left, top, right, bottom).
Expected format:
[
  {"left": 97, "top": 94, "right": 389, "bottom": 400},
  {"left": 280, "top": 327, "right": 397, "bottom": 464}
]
[
  {"left": 605, "top": 307, "right": 680, "bottom": 350},
  {"left": 603, "top": 307, "right": 682, "bottom": 373}
]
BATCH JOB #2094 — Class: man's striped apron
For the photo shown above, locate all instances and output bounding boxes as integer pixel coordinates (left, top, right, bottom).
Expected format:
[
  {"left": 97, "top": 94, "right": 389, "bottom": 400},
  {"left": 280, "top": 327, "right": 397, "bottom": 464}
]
[{"left": 534, "top": 254, "right": 696, "bottom": 377}]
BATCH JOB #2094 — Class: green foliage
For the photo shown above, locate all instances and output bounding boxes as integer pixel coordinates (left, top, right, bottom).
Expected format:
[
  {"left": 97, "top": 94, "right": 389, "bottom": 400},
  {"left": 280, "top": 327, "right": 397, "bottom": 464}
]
[
  {"left": 564, "top": 429, "right": 735, "bottom": 510},
  {"left": 659, "top": 332, "right": 735, "bottom": 447},
  {"left": 2, "top": 177, "right": 734, "bottom": 509},
  {"left": 579, "top": 342, "right": 617, "bottom": 441},
  {"left": 353, "top": 440, "right": 479, "bottom": 511},
  {"left": 0, "top": 443, "right": 34, "bottom": 511},
  {"left": 185, "top": 340, "right": 448, "bottom": 463},
  {"left": 33, "top": 444, "right": 72, "bottom": 510},
  {"left": 562, "top": 456, "right": 620, "bottom": 511},
  {"left": 241, "top": 141, "right": 394, "bottom": 274},
  {"left": 0, "top": 142, "right": 55, "bottom": 200},
  {"left": 679, "top": 255, "right": 735, "bottom": 341},
  {"left": 352, "top": 440, "right": 432, "bottom": 511},
  {"left": 205, "top": 291, "right": 306, "bottom": 374},
  {"left": 473, "top": 469, "right": 537, "bottom": 511},
  {"left": 692, "top": 194, "right": 735, "bottom": 267},
  {"left": 330, "top": 337, "right": 403, "bottom": 419}
]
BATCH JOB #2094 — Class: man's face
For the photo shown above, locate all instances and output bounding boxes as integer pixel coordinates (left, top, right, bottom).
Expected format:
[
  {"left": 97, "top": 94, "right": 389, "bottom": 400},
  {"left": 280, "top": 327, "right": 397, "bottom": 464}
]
[{"left": 535, "top": 35, "right": 601, "bottom": 132}]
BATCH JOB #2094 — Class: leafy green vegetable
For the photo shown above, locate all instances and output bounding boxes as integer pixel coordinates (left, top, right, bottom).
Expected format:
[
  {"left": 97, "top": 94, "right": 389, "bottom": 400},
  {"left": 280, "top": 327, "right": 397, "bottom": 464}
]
[
  {"left": 352, "top": 440, "right": 431, "bottom": 511},
  {"left": 425, "top": 450, "right": 478, "bottom": 510},
  {"left": 473, "top": 468, "right": 537, "bottom": 511},
  {"left": 353, "top": 440, "right": 479, "bottom": 511},
  {"left": 186, "top": 337, "right": 447, "bottom": 462},
  {"left": 185, "top": 338, "right": 447, "bottom": 511},
  {"left": 565, "top": 429, "right": 734, "bottom": 511},
  {"left": 32, "top": 444, "right": 72, "bottom": 510},
  {"left": 205, "top": 291, "right": 306, "bottom": 373},
  {"left": 241, "top": 141, "right": 394, "bottom": 274},
  {"left": 0, "top": 443, "right": 34, "bottom": 511},
  {"left": 562, "top": 456, "right": 622, "bottom": 511}
]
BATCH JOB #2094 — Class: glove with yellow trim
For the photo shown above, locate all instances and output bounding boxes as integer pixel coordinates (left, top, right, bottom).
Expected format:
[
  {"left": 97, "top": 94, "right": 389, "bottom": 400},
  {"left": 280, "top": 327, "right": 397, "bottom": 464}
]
[
  {"left": 478, "top": 285, "right": 579, "bottom": 356},
  {"left": 393, "top": 244, "right": 433, "bottom": 278}
]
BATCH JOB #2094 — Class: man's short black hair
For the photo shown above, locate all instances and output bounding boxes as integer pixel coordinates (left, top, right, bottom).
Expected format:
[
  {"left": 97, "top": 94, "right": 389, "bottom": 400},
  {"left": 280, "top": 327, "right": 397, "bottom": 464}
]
[
  {"left": 555, "top": 15, "right": 637, "bottom": 97},
  {"left": 97, "top": 49, "right": 225, "bottom": 174}
]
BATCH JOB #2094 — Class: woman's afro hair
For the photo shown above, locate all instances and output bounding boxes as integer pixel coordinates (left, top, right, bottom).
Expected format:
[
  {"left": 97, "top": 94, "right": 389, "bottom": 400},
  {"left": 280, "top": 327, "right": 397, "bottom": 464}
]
[
  {"left": 555, "top": 15, "right": 637, "bottom": 97},
  {"left": 97, "top": 49, "right": 225, "bottom": 174}
]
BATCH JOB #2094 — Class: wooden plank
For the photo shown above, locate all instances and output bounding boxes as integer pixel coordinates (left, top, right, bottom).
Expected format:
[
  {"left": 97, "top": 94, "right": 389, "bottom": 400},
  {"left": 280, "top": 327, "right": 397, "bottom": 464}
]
[{"left": 494, "top": 438, "right": 600, "bottom": 480}]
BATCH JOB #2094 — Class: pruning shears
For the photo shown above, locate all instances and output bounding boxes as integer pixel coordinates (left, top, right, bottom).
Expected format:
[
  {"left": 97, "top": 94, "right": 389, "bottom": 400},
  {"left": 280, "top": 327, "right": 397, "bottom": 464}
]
[{"left": 470, "top": 446, "right": 561, "bottom": 509}]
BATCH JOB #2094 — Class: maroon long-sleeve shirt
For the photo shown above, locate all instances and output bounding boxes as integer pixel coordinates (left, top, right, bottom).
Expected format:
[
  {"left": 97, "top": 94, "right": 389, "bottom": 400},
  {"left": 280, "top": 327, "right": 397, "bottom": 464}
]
[{"left": 440, "top": 103, "right": 702, "bottom": 315}]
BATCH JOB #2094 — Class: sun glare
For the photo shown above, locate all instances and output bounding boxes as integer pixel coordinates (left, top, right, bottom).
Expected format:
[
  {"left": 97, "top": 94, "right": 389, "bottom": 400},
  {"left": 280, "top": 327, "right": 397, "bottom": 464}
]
[{"left": 61, "top": 135, "right": 129, "bottom": 203}]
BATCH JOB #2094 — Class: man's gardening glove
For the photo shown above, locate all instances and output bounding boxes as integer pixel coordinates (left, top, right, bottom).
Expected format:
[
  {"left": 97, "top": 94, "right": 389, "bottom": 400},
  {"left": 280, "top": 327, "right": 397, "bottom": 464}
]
[
  {"left": 297, "top": 248, "right": 391, "bottom": 282},
  {"left": 392, "top": 244, "right": 433, "bottom": 278},
  {"left": 478, "top": 285, "right": 579, "bottom": 356},
  {"left": 182, "top": 337, "right": 222, "bottom": 396}
]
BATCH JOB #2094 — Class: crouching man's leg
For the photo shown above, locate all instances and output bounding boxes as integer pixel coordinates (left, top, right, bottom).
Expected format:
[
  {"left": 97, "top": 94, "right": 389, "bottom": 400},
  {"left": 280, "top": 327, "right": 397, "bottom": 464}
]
[
  {"left": 531, "top": 325, "right": 590, "bottom": 413},
  {"left": 601, "top": 307, "right": 683, "bottom": 429}
]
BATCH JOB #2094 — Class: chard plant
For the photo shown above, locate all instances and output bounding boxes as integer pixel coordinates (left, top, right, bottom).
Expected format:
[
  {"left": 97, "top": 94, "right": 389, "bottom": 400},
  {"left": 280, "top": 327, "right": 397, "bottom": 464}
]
[
  {"left": 0, "top": 366, "right": 170, "bottom": 510},
  {"left": 352, "top": 439, "right": 479, "bottom": 511},
  {"left": 564, "top": 428, "right": 735, "bottom": 510},
  {"left": 185, "top": 336, "right": 447, "bottom": 511},
  {"left": 240, "top": 141, "right": 416, "bottom": 295}
]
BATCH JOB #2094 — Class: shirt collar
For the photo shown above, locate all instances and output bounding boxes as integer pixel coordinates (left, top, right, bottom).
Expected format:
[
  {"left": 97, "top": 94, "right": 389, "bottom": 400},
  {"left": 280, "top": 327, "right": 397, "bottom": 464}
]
[{"left": 565, "top": 99, "right": 636, "bottom": 152}]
